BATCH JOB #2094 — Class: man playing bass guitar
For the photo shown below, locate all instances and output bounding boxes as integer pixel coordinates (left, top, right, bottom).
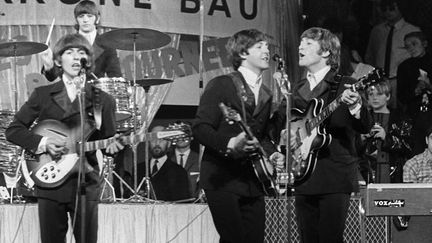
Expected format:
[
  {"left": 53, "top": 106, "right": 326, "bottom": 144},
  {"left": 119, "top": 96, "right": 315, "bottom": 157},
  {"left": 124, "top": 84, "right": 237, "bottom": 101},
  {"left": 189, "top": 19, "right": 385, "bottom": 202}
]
[
  {"left": 278, "top": 27, "right": 371, "bottom": 243},
  {"left": 192, "top": 29, "right": 284, "bottom": 243}
]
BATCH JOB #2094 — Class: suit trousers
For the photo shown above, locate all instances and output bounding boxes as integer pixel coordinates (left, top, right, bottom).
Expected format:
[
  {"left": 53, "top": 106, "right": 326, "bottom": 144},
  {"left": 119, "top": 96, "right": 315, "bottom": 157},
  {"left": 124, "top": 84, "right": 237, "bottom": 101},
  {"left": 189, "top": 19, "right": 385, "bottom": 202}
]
[
  {"left": 295, "top": 193, "right": 350, "bottom": 243},
  {"left": 38, "top": 197, "right": 98, "bottom": 243},
  {"left": 205, "top": 189, "right": 265, "bottom": 243}
]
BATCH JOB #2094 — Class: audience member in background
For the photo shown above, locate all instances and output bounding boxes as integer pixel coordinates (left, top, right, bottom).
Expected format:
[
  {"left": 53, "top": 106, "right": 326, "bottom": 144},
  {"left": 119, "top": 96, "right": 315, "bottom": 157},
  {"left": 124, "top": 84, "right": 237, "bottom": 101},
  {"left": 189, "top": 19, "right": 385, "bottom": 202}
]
[
  {"left": 365, "top": 0, "right": 420, "bottom": 108},
  {"left": 321, "top": 17, "right": 375, "bottom": 80},
  {"left": 137, "top": 125, "right": 190, "bottom": 201},
  {"left": 357, "top": 82, "right": 412, "bottom": 183},
  {"left": 168, "top": 121, "right": 201, "bottom": 199},
  {"left": 40, "top": 0, "right": 121, "bottom": 81},
  {"left": 397, "top": 31, "right": 432, "bottom": 118},
  {"left": 403, "top": 125, "right": 432, "bottom": 183},
  {"left": 396, "top": 31, "right": 432, "bottom": 155}
]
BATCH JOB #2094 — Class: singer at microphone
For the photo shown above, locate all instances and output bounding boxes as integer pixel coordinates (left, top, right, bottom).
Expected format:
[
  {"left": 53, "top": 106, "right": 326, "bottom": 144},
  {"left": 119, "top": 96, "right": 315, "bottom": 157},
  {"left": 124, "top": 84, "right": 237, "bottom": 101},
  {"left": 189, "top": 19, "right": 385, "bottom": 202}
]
[{"left": 5, "top": 33, "right": 124, "bottom": 243}]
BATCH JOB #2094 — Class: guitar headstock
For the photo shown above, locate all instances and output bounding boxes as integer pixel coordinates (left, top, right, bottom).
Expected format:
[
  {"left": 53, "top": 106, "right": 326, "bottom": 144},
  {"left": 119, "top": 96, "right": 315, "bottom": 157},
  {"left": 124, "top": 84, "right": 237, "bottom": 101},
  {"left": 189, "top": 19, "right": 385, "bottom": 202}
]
[
  {"left": 354, "top": 68, "right": 384, "bottom": 91},
  {"left": 219, "top": 102, "right": 242, "bottom": 124},
  {"left": 162, "top": 122, "right": 193, "bottom": 144}
]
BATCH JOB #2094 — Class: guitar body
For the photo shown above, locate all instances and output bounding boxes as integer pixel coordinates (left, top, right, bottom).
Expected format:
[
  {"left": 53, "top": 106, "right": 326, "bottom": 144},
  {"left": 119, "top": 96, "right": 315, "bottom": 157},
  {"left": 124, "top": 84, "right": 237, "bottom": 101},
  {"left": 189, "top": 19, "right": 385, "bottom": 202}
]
[
  {"left": 249, "top": 152, "right": 277, "bottom": 197},
  {"left": 26, "top": 119, "right": 94, "bottom": 188},
  {"left": 219, "top": 102, "right": 277, "bottom": 197},
  {"left": 25, "top": 120, "right": 190, "bottom": 188},
  {"left": 290, "top": 98, "right": 332, "bottom": 186}
]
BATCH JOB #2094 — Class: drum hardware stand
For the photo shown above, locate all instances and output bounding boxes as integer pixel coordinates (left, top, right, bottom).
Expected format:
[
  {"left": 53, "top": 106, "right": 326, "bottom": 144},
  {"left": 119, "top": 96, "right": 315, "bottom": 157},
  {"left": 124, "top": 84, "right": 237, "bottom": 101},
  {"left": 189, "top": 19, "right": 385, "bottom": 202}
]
[
  {"left": 0, "top": 41, "right": 47, "bottom": 204},
  {"left": 123, "top": 34, "right": 155, "bottom": 203},
  {"left": 95, "top": 28, "right": 171, "bottom": 202},
  {"left": 134, "top": 84, "right": 158, "bottom": 201}
]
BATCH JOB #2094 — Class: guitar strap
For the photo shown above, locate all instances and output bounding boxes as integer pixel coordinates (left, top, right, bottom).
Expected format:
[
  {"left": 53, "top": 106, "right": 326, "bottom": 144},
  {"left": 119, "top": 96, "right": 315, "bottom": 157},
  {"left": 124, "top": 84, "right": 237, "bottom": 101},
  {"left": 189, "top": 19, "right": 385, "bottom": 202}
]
[
  {"left": 229, "top": 73, "right": 249, "bottom": 122},
  {"left": 92, "top": 86, "right": 102, "bottom": 130}
]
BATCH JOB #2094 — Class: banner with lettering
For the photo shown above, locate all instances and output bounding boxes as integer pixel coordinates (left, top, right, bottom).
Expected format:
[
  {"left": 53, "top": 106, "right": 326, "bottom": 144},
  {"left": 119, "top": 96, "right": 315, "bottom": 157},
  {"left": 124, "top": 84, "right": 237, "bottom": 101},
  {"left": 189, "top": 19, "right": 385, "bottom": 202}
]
[{"left": 0, "top": 0, "right": 280, "bottom": 108}]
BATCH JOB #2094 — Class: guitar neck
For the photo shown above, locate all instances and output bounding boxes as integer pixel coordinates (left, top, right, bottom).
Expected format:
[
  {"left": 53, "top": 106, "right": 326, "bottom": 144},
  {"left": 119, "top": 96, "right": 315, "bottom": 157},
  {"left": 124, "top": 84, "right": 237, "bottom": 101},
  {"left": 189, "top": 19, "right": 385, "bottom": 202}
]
[
  {"left": 309, "top": 95, "right": 342, "bottom": 130},
  {"left": 83, "top": 132, "right": 156, "bottom": 152}
]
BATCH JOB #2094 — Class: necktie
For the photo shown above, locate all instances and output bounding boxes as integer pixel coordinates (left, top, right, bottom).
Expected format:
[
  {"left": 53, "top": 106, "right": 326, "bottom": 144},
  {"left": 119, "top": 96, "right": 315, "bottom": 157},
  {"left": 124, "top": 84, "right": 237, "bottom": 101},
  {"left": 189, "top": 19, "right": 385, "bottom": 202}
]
[
  {"left": 179, "top": 154, "right": 184, "bottom": 167},
  {"left": 151, "top": 160, "right": 159, "bottom": 175},
  {"left": 384, "top": 25, "right": 395, "bottom": 78}
]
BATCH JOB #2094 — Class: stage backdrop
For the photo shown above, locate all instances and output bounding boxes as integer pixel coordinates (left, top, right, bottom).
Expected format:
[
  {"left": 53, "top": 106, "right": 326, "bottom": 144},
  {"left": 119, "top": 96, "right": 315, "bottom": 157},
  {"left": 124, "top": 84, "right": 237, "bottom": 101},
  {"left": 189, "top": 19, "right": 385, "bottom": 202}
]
[{"left": 0, "top": 0, "right": 282, "bottom": 114}]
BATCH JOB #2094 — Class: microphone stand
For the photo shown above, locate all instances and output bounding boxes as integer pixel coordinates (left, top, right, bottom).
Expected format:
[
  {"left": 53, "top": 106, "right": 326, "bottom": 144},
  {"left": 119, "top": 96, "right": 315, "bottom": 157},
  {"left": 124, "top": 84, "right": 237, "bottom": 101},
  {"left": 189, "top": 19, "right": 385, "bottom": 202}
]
[
  {"left": 76, "top": 67, "right": 87, "bottom": 243},
  {"left": 274, "top": 58, "right": 294, "bottom": 189}
]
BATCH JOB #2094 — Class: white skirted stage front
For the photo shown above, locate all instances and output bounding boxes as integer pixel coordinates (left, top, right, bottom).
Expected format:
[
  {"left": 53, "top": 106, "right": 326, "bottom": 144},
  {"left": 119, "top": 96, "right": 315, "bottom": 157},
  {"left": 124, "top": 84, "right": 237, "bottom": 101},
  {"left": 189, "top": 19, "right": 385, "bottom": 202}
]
[{"left": 0, "top": 203, "right": 219, "bottom": 243}]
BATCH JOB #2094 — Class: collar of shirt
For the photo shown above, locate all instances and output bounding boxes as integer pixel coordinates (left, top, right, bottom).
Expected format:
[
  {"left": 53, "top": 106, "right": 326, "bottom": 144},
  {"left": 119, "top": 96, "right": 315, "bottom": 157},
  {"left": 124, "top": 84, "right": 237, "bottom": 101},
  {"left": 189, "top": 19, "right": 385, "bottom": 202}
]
[
  {"left": 423, "top": 149, "right": 432, "bottom": 164},
  {"left": 151, "top": 155, "right": 167, "bottom": 171},
  {"left": 238, "top": 66, "right": 262, "bottom": 104},
  {"left": 306, "top": 66, "right": 331, "bottom": 90},
  {"left": 62, "top": 75, "right": 78, "bottom": 102},
  {"left": 79, "top": 30, "right": 97, "bottom": 45},
  {"left": 175, "top": 148, "right": 191, "bottom": 159},
  {"left": 390, "top": 18, "right": 406, "bottom": 31}
]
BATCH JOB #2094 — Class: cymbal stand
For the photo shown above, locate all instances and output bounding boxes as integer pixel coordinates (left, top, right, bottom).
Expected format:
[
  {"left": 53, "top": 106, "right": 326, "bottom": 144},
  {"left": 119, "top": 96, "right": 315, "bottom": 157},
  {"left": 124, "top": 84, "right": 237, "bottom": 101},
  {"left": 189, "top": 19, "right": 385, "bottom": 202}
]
[
  {"left": 124, "top": 33, "right": 155, "bottom": 202},
  {"left": 135, "top": 85, "right": 157, "bottom": 200}
]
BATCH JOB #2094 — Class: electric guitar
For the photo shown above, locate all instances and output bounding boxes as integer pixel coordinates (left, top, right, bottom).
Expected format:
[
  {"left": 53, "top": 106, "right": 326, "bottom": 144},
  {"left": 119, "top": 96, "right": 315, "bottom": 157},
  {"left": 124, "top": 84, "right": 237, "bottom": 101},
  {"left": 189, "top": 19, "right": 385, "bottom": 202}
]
[
  {"left": 219, "top": 102, "right": 277, "bottom": 197},
  {"left": 25, "top": 119, "right": 190, "bottom": 188},
  {"left": 289, "top": 69, "right": 383, "bottom": 186}
]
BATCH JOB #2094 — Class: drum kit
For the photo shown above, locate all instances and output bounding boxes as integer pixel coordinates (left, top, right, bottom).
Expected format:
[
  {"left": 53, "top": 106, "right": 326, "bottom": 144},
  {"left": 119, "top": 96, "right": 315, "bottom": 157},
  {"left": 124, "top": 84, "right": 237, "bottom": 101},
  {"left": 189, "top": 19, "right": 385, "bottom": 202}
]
[{"left": 0, "top": 27, "right": 173, "bottom": 202}]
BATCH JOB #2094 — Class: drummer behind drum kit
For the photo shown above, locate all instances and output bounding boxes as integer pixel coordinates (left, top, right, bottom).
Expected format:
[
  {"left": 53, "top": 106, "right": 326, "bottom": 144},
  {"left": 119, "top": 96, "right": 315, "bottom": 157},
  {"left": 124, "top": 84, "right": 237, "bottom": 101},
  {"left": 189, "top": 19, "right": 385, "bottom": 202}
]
[{"left": 0, "top": 28, "right": 174, "bottom": 202}]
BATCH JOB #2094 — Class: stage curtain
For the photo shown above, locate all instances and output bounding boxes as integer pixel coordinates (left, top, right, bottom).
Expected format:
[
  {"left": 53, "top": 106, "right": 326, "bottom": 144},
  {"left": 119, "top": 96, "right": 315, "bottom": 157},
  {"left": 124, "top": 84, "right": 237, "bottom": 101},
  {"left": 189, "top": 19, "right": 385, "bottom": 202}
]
[{"left": 272, "top": 0, "right": 302, "bottom": 103}]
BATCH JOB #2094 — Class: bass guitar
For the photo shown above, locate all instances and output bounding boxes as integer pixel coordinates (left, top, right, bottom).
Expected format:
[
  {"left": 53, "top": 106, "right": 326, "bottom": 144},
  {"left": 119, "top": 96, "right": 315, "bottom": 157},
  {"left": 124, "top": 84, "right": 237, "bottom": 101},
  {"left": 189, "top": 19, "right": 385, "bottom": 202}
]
[
  {"left": 25, "top": 119, "right": 190, "bottom": 188},
  {"left": 289, "top": 69, "right": 383, "bottom": 186},
  {"left": 219, "top": 102, "right": 277, "bottom": 197}
]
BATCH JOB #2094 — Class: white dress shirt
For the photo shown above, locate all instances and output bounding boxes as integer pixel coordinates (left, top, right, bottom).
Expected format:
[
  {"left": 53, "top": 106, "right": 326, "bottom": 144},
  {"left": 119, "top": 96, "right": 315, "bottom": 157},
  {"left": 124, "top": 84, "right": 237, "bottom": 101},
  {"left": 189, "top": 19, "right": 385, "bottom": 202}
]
[{"left": 238, "top": 66, "right": 262, "bottom": 105}]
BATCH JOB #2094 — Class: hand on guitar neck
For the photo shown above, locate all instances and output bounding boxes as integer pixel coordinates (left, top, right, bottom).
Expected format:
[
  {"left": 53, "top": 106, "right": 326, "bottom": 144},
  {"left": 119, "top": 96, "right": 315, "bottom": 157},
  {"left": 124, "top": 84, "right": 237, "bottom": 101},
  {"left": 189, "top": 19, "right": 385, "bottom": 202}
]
[{"left": 45, "top": 133, "right": 125, "bottom": 158}]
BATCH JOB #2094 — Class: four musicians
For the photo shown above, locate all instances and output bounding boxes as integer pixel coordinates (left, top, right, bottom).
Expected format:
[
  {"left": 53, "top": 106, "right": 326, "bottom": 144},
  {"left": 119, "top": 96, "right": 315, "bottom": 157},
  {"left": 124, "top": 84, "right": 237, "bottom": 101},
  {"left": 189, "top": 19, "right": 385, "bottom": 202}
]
[{"left": 2, "top": 1, "right": 431, "bottom": 243}]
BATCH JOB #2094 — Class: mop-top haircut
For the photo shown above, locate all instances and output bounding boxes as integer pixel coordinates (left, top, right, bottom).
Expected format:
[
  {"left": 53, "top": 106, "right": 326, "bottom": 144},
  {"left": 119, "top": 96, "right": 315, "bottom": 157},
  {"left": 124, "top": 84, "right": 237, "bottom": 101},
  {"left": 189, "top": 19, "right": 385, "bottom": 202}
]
[
  {"left": 53, "top": 33, "right": 94, "bottom": 70},
  {"left": 301, "top": 27, "right": 341, "bottom": 70},
  {"left": 226, "top": 29, "right": 268, "bottom": 70}
]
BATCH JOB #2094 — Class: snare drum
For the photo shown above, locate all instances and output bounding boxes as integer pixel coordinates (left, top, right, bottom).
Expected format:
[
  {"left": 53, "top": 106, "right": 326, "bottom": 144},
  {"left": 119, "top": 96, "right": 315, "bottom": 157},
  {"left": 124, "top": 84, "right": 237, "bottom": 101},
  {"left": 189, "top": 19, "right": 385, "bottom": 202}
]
[{"left": 94, "top": 77, "right": 132, "bottom": 122}]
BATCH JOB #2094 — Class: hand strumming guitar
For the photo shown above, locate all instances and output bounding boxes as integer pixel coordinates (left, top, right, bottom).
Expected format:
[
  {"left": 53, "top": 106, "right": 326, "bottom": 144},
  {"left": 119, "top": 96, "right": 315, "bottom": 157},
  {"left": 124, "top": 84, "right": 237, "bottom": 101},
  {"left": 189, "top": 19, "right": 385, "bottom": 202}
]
[
  {"left": 229, "top": 131, "right": 260, "bottom": 158},
  {"left": 46, "top": 137, "right": 67, "bottom": 158}
]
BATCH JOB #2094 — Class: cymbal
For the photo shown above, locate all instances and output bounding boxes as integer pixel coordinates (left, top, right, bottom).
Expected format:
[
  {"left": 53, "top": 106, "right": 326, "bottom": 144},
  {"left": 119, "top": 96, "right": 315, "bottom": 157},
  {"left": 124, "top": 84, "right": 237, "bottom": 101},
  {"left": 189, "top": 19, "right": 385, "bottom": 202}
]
[
  {"left": 135, "top": 78, "right": 173, "bottom": 87},
  {"left": 0, "top": 41, "right": 48, "bottom": 57},
  {"left": 97, "top": 28, "right": 171, "bottom": 51}
]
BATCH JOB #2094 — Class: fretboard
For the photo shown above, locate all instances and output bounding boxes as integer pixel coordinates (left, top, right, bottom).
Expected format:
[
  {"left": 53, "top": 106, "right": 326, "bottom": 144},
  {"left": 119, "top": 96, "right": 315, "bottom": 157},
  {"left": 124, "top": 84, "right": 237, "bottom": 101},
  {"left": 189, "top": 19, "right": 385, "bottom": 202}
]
[
  {"left": 84, "top": 132, "right": 159, "bottom": 152},
  {"left": 308, "top": 96, "right": 342, "bottom": 132}
]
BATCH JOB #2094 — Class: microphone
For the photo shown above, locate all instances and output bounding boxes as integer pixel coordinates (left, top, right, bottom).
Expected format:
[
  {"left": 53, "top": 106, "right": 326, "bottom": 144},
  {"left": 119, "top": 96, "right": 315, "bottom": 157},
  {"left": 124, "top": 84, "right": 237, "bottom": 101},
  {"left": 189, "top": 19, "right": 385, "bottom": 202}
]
[
  {"left": 80, "top": 58, "right": 88, "bottom": 71},
  {"left": 272, "top": 54, "right": 283, "bottom": 62},
  {"left": 273, "top": 54, "right": 285, "bottom": 70}
]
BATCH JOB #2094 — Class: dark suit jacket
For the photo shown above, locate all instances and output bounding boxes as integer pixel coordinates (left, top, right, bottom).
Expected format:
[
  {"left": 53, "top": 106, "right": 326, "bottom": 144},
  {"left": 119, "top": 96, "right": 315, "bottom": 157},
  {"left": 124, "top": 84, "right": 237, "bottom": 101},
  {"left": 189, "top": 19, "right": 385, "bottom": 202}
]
[
  {"left": 137, "top": 158, "right": 191, "bottom": 201},
  {"left": 192, "top": 71, "right": 276, "bottom": 197},
  {"left": 5, "top": 80, "right": 117, "bottom": 202},
  {"left": 292, "top": 69, "right": 370, "bottom": 195},
  {"left": 43, "top": 34, "right": 122, "bottom": 81},
  {"left": 169, "top": 149, "right": 200, "bottom": 198}
]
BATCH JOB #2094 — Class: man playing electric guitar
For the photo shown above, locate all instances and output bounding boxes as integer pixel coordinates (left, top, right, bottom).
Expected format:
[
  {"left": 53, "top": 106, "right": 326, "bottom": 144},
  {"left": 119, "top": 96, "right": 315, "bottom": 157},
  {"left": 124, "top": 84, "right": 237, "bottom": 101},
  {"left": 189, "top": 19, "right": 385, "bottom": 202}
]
[
  {"left": 6, "top": 33, "right": 123, "bottom": 243},
  {"left": 278, "top": 27, "right": 371, "bottom": 243},
  {"left": 192, "top": 29, "right": 284, "bottom": 243}
]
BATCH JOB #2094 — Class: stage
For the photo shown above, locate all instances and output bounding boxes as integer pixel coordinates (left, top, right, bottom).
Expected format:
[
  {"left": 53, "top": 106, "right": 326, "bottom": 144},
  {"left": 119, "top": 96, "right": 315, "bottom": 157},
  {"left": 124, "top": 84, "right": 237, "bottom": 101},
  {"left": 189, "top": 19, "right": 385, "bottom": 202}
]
[
  {"left": 4, "top": 196, "right": 429, "bottom": 243},
  {"left": 0, "top": 203, "right": 219, "bottom": 243}
]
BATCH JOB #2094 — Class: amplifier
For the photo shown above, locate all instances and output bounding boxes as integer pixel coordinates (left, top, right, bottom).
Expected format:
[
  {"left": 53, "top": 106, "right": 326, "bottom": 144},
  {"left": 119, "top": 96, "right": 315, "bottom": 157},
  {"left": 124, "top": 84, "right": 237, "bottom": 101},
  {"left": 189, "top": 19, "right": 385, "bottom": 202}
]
[{"left": 365, "top": 183, "right": 432, "bottom": 216}]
